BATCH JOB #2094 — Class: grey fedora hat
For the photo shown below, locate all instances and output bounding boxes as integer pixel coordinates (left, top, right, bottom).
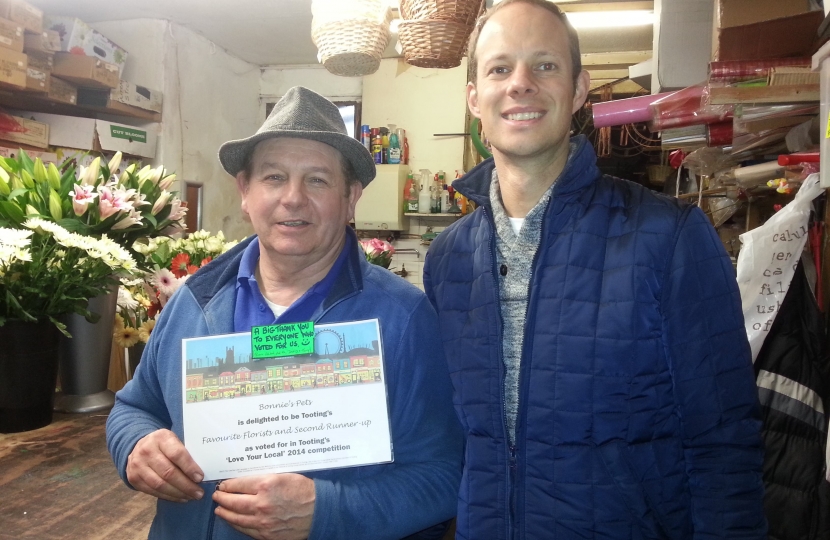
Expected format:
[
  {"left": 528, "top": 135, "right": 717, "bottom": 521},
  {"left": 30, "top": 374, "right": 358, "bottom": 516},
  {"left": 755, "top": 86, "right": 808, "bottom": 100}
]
[{"left": 218, "top": 86, "right": 376, "bottom": 187}]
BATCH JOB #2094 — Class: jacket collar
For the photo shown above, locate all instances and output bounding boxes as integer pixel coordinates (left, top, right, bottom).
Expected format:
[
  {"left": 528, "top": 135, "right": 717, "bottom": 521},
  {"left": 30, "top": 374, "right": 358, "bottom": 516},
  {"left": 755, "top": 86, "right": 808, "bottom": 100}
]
[
  {"left": 186, "top": 227, "right": 365, "bottom": 314},
  {"left": 452, "top": 135, "right": 601, "bottom": 208}
]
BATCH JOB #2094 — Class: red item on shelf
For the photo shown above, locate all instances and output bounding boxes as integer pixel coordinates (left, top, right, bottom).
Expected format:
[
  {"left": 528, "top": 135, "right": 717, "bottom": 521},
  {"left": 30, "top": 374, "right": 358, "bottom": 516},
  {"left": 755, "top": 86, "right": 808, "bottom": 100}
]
[
  {"left": 709, "top": 57, "right": 811, "bottom": 82},
  {"left": 778, "top": 152, "right": 820, "bottom": 166},
  {"left": 707, "top": 122, "right": 734, "bottom": 147},
  {"left": 648, "top": 85, "right": 733, "bottom": 131}
]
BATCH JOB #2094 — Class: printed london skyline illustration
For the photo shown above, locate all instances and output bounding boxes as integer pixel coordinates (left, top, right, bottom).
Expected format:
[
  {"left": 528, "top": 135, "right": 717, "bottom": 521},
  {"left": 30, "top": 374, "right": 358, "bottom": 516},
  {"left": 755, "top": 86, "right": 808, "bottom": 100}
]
[{"left": 182, "top": 320, "right": 384, "bottom": 403}]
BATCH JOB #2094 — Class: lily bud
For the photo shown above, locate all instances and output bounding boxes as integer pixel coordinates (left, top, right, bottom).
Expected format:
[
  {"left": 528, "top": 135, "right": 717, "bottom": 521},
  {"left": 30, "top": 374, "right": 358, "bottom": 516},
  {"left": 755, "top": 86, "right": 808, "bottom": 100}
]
[
  {"left": 0, "top": 167, "right": 8, "bottom": 183},
  {"left": 151, "top": 190, "right": 172, "bottom": 215},
  {"left": 20, "top": 170, "right": 35, "bottom": 189},
  {"left": 158, "top": 173, "right": 176, "bottom": 191},
  {"left": 136, "top": 165, "right": 153, "bottom": 183},
  {"left": 10, "top": 174, "right": 23, "bottom": 191},
  {"left": 108, "top": 152, "right": 122, "bottom": 176},
  {"left": 0, "top": 176, "right": 9, "bottom": 196},
  {"left": 33, "top": 159, "right": 47, "bottom": 184},
  {"left": 0, "top": 157, "right": 13, "bottom": 173},
  {"left": 25, "top": 204, "right": 38, "bottom": 216},
  {"left": 83, "top": 157, "right": 101, "bottom": 185},
  {"left": 46, "top": 163, "right": 61, "bottom": 190},
  {"left": 48, "top": 189, "right": 62, "bottom": 221}
]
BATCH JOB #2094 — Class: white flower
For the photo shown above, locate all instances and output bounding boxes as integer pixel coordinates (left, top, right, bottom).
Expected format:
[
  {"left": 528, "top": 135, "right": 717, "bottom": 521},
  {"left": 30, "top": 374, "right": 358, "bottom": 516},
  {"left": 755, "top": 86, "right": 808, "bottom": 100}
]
[
  {"left": 205, "top": 236, "right": 223, "bottom": 253},
  {"left": 117, "top": 287, "right": 138, "bottom": 311},
  {"left": 151, "top": 190, "right": 172, "bottom": 215},
  {"left": 152, "top": 268, "right": 178, "bottom": 296},
  {"left": 0, "top": 227, "right": 33, "bottom": 248}
]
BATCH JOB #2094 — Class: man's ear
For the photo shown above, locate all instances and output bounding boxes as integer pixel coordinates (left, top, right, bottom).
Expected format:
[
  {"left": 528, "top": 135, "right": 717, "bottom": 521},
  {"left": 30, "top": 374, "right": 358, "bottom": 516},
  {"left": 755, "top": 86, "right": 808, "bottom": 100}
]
[
  {"left": 467, "top": 81, "right": 481, "bottom": 119},
  {"left": 347, "top": 181, "right": 363, "bottom": 222},
  {"left": 571, "top": 70, "right": 590, "bottom": 114},
  {"left": 235, "top": 172, "right": 249, "bottom": 216}
]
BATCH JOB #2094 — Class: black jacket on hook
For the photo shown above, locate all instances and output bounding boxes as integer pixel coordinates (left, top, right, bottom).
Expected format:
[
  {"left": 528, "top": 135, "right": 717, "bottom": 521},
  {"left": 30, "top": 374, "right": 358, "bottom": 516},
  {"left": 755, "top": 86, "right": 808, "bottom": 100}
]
[{"left": 754, "top": 261, "right": 830, "bottom": 540}]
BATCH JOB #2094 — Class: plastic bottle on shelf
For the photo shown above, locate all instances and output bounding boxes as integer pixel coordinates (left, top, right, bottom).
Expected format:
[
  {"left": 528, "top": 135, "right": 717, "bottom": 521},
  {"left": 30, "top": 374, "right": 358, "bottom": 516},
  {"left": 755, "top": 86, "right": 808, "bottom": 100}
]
[
  {"left": 361, "top": 125, "right": 371, "bottom": 152},
  {"left": 371, "top": 128, "right": 382, "bottom": 164},
  {"left": 418, "top": 169, "right": 432, "bottom": 214},
  {"left": 431, "top": 173, "right": 441, "bottom": 213},
  {"left": 404, "top": 173, "right": 418, "bottom": 212},
  {"left": 380, "top": 128, "right": 390, "bottom": 164},
  {"left": 388, "top": 131, "right": 401, "bottom": 164}
]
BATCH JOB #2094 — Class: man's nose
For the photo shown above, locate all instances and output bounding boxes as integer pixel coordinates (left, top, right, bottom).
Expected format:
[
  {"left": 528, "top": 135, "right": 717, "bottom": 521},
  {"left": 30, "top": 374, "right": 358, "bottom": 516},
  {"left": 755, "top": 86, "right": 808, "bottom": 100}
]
[
  {"left": 507, "top": 64, "right": 538, "bottom": 96},
  {"left": 281, "top": 178, "right": 308, "bottom": 206}
]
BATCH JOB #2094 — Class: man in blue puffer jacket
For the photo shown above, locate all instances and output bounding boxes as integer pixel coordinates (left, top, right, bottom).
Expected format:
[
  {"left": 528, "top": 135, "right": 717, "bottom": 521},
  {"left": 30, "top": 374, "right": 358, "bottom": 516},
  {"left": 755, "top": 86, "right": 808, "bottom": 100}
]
[
  {"left": 423, "top": 1, "right": 766, "bottom": 538},
  {"left": 107, "top": 87, "right": 463, "bottom": 539}
]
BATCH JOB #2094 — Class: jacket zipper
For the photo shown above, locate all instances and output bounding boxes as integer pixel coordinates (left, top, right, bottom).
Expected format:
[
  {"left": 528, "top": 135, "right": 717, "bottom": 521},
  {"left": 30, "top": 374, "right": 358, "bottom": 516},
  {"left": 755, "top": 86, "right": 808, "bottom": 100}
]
[
  {"left": 207, "top": 498, "right": 218, "bottom": 539},
  {"left": 484, "top": 205, "right": 514, "bottom": 540},
  {"left": 510, "top": 194, "right": 552, "bottom": 540}
]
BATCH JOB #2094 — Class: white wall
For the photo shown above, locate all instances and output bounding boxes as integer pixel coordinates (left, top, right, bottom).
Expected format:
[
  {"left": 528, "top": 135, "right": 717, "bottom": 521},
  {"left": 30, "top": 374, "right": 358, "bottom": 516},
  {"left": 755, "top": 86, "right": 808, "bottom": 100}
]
[
  {"left": 651, "top": 0, "right": 713, "bottom": 92},
  {"left": 92, "top": 19, "right": 261, "bottom": 241}
]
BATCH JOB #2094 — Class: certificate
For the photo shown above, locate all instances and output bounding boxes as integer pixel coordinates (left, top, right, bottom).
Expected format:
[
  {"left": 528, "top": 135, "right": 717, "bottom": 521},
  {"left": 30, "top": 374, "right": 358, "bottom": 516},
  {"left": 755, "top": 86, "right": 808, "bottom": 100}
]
[{"left": 181, "top": 319, "right": 392, "bottom": 481}]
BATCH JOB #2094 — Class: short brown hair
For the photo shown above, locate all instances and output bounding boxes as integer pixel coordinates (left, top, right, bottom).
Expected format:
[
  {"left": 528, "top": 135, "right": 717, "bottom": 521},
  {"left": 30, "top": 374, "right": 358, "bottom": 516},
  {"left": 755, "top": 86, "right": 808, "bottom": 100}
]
[{"left": 467, "top": 0, "right": 582, "bottom": 85}]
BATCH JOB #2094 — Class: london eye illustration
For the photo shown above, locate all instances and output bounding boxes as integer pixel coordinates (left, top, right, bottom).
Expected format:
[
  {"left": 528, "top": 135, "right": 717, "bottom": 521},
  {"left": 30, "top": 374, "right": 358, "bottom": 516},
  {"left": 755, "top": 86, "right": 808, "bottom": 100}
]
[{"left": 315, "top": 328, "right": 345, "bottom": 356}]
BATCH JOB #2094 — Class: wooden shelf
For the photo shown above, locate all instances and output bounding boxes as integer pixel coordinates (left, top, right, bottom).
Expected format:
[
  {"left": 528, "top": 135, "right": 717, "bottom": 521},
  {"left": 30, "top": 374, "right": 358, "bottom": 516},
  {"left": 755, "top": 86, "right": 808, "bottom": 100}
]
[
  {"left": 0, "top": 88, "right": 161, "bottom": 122},
  {"left": 405, "top": 212, "right": 462, "bottom": 217},
  {"left": 708, "top": 84, "right": 820, "bottom": 105}
]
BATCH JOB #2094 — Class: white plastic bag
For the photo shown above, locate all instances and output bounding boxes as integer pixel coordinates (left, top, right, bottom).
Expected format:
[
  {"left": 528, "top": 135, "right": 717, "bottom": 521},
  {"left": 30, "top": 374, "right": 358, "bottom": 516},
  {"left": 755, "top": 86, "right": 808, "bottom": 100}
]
[{"left": 736, "top": 173, "right": 822, "bottom": 362}]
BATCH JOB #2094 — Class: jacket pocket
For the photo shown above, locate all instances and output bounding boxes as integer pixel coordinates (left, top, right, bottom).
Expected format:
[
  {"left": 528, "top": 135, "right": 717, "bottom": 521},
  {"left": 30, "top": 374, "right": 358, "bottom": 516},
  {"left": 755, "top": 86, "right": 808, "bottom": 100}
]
[{"left": 597, "top": 441, "right": 670, "bottom": 540}]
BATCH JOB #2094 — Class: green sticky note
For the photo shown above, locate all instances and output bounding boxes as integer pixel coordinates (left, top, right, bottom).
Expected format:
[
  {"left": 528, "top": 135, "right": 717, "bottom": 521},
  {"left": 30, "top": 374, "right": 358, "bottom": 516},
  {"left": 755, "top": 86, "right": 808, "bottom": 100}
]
[{"left": 251, "top": 322, "right": 315, "bottom": 360}]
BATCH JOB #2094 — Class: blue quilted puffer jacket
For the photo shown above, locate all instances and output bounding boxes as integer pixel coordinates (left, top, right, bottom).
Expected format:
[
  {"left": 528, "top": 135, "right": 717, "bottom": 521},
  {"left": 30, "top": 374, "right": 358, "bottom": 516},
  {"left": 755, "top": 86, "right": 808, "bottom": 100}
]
[{"left": 423, "top": 136, "right": 766, "bottom": 540}]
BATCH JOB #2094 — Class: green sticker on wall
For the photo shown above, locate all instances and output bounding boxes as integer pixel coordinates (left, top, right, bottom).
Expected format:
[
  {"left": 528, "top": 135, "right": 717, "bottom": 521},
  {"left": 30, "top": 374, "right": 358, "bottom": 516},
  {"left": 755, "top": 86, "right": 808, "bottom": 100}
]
[{"left": 251, "top": 322, "right": 314, "bottom": 359}]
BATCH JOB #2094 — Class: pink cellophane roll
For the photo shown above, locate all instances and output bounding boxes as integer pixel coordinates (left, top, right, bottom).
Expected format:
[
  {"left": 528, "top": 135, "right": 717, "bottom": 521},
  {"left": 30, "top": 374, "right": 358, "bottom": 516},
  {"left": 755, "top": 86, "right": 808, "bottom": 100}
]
[{"left": 591, "top": 92, "right": 675, "bottom": 128}]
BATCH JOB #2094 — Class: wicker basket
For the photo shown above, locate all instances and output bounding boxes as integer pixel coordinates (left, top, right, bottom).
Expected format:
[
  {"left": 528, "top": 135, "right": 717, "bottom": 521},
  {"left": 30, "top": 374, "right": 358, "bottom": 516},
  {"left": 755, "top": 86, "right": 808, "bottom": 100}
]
[
  {"left": 312, "top": 19, "right": 391, "bottom": 77},
  {"left": 400, "top": 0, "right": 484, "bottom": 26},
  {"left": 311, "top": 0, "right": 392, "bottom": 77},
  {"left": 397, "top": 19, "right": 472, "bottom": 69}
]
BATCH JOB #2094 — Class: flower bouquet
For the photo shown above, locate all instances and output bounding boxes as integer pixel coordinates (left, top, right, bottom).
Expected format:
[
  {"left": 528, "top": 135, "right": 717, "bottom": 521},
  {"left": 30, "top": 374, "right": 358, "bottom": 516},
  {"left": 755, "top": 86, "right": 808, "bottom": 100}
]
[
  {"left": 0, "top": 150, "right": 187, "bottom": 263},
  {"left": 359, "top": 238, "right": 395, "bottom": 269},
  {"left": 114, "top": 230, "right": 238, "bottom": 347},
  {"left": 0, "top": 218, "right": 136, "bottom": 334}
]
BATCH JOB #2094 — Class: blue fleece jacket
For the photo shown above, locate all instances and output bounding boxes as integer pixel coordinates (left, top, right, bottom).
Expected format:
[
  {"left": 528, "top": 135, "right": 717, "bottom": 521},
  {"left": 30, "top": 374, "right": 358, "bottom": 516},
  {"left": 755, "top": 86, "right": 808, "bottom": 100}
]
[
  {"left": 424, "top": 136, "right": 766, "bottom": 539},
  {"left": 107, "top": 230, "right": 463, "bottom": 540}
]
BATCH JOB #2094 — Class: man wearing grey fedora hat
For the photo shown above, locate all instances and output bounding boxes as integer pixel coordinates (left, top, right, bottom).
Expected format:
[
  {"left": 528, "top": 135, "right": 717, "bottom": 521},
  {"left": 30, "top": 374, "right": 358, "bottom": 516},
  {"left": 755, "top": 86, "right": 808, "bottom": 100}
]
[{"left": 107, "top": 86, "right": 463, "bottom": 540}]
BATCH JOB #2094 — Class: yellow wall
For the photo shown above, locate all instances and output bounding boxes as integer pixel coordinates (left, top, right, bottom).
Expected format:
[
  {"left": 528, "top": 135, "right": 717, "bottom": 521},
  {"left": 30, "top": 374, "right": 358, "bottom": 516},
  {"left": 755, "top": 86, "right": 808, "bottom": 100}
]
[{"left": 361, "top": 58, "right": 468, "bottom": 177}]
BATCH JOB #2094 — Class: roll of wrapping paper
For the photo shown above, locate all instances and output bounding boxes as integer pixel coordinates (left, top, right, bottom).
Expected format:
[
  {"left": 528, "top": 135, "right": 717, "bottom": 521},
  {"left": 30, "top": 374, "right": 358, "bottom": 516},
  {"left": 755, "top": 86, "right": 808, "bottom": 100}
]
[
  {"left": 591, "top": 91, "right": 675, "bottom": 128},
  {"left": 733, "top": 161, "right": 784, "bottom": 188},
  {"left": 709, "top": 57, "right": 811, "bottom": 82},
  {"left": 661, "top": 125, "right": 707, "bottom": 149},
  {"left": 707, "top": 122, "right": 733, "bottom": 147},
  {"left": 648, "top": 85, "right": 733, "bottom": 131}
]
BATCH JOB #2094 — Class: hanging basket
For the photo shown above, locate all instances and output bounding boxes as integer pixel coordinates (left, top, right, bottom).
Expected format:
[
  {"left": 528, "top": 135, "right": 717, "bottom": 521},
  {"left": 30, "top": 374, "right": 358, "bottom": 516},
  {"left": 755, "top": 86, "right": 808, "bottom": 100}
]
[
  {"left": 398, "top": 19, "right": 472, "bottom": 69},
  {"left": 400, "top": 0, "right": 484, "bottom": 26},
  {"left": 312, "top": 19, "right": 391, "bottom": 77},
  {"left": 311, "top": 0, "right": 392, "bottom": 77}
]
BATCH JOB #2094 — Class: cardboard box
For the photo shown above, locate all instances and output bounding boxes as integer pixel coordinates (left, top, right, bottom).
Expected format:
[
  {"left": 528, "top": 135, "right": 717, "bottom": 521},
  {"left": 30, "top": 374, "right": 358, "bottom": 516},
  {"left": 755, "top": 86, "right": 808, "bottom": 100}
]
[
  {"left": 52, "top": 53, "right": 118, "bottom": 89},
  {"left": 768, "top": 67, "right": 820, "bottom": 86},
  {"left": 715, "top": 0, "right": 813, "bottom": 29},
  {"left": 23, "top": 29, "right": 59, "bottom": 53},
  {"left": 78, "top": 81, "right": 163, "bottom": 114},
  {"left": 47, "top": 17, "right": 127, "bottom": 76},
  {"left": 0, "top": 145, "right": 56, "bottom": 164},
  {"left": 0, "top": 16, "right": 23, "bottom": 52},
  {"left": 47, "top": 75, "right": 76, "bottom": 104},
  {"left": 23, "top": 65, "right": 47, "bottom": 92},
  {"left": 0, "top": 45, "right": 25, "bottom": 88},
  {"left": 25, "top": 48, "right": 51, "bottom": 71},
  {"left": 717, "top": 11, "right": 824, "bottom": 61},
  {"left": 0, "top": 114, "right": 48, "bottom": 149},
  {"left": 12, "top": 110, "right": 158, "bottom": 158},
  {"left": 0, "top": 0, "right": 41, "bottom": 34},
  {"left": 112, "top": 81, "right": 162, "bottom": 113}
]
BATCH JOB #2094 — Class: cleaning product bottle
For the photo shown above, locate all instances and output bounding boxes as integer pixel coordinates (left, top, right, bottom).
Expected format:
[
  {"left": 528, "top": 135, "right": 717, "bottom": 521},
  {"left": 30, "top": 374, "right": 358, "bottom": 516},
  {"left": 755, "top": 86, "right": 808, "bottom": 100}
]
[
  {"left": 371, "top": 128, "right": 382, "bottom": 164},
  {"left": 388, "top": 131, "right": 401, "bottom": 164},
  {"left": 361, "top": 125, "right": 371, "bottom": 152},
  {"left": 404, "top": 173, "right": 418, "bottom": 212},
  {"left": 431, "top": 173, "right": 441, "bottom": 213},
  {"left": 380, "top": 128, "right": 390, "bottom": 164},
  {"left": 418, "top": 169, "right": 432, "bottom": 214},
  {"left": 438, "top": 170, "right": 448, "bottom": 212}
]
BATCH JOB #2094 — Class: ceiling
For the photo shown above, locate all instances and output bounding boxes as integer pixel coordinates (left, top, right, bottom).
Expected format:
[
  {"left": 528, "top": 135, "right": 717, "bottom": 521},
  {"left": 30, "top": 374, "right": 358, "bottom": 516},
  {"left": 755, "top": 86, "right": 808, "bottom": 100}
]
[{"left": 27, "top": 0, "right": 653, "bottom": 90}]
